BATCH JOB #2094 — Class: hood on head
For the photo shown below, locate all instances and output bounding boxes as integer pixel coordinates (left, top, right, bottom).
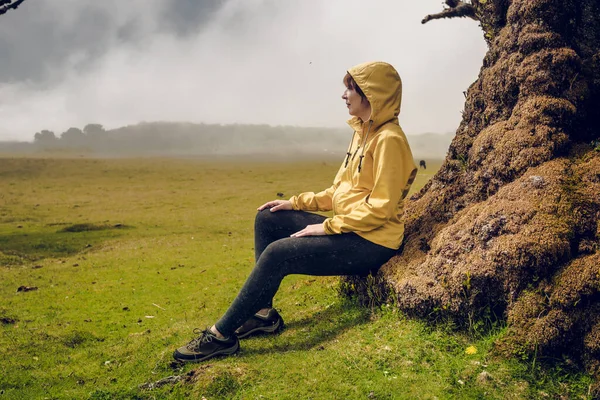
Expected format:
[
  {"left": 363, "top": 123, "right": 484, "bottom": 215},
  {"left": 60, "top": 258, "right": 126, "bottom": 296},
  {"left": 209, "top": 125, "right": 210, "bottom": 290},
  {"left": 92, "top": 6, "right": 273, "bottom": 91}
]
[{"left": 347, "top": 61, "right": 402, "bottom": 131}]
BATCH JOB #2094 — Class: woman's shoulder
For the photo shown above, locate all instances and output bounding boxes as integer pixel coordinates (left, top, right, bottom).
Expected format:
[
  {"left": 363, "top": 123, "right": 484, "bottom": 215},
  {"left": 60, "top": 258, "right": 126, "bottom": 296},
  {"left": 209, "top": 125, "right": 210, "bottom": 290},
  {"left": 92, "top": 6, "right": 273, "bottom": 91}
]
[{"left": 375, "top": 124, "right": 409, "bottom": 144}]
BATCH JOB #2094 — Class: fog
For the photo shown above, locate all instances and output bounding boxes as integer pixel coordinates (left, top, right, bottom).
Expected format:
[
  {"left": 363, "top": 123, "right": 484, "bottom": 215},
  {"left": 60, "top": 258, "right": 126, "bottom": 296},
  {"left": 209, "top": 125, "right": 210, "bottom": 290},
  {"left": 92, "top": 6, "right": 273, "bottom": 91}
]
[{"left": 0, "top": 0, "right": 488, "bottom": 142}]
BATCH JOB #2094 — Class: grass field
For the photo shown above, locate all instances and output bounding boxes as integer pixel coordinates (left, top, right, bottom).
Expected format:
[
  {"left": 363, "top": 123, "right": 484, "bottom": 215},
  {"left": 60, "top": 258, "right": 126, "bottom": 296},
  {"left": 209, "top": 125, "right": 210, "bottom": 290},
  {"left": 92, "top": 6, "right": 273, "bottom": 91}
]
[{"left": 0, "top": 156, "right": 594, "bottom": 399}]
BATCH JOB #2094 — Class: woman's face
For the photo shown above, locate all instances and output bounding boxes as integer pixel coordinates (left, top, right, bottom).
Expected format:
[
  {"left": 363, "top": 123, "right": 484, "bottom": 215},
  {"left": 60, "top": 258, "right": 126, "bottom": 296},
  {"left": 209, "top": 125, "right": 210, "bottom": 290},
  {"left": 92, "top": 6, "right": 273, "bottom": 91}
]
[{"left": 342, "top": 86, "right": 370, "bottom": 119}]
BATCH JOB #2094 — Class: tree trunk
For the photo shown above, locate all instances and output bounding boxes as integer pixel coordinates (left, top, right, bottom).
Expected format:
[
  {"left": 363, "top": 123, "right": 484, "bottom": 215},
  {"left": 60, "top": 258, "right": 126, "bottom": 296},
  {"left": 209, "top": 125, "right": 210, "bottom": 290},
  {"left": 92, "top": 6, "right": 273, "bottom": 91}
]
[{"left": 345, "top": 0, "right": 600, "bottom": 384}]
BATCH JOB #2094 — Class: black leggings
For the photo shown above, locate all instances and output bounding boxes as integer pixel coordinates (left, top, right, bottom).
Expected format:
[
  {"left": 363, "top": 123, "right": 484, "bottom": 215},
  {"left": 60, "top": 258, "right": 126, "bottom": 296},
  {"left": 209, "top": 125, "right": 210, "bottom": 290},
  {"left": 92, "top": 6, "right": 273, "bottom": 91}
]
[{"left": 214, "top": 209, "right": 397, "bottom": 337}]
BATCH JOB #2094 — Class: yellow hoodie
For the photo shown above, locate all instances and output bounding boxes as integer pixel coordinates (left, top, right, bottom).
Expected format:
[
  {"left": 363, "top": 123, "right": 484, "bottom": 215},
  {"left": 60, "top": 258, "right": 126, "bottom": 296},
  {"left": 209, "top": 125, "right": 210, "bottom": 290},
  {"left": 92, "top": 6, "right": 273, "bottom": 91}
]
[{"left": 289, "top": 61, "right": 417, "bottom": 250}]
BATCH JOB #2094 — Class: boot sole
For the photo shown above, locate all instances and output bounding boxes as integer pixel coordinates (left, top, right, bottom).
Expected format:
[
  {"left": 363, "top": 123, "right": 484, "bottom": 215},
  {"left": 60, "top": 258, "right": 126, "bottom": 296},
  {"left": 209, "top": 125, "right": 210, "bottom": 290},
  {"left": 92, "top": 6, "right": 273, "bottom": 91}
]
[
  {"left": 173, "top": 340, "right": 240, "bottom": 363},
  {"left": 236, "top": 318, "right": 284, "bottom": 339}
]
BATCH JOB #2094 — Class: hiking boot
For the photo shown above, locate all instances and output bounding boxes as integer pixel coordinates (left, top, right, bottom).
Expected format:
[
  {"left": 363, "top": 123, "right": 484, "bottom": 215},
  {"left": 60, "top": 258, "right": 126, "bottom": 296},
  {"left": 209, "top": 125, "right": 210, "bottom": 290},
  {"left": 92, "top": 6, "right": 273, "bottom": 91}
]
[
  {"left": 173, "top": 328, "right": 239, "bottom": 363},
  {"left": 235, "top": 309, "right": 284, "bottom": 339}
]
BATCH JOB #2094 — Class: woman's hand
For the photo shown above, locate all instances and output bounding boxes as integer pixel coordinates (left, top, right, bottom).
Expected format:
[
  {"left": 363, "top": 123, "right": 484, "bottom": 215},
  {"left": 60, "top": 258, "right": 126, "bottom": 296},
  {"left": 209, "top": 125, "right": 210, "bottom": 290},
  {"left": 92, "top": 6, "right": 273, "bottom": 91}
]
[
  {"left": 290, "top": 224, "right": 326, "bottom": 237},
  {"left": 257, "top": 200, "right": 293, "bottom": 212}
]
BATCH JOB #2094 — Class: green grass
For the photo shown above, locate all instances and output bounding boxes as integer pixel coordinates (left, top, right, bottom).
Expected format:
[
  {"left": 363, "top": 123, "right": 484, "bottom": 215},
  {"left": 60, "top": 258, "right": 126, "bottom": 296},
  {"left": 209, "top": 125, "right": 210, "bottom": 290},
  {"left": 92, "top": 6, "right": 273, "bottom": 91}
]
[{"left": 0, "top": 156, "right": 594, "bottom": 399}]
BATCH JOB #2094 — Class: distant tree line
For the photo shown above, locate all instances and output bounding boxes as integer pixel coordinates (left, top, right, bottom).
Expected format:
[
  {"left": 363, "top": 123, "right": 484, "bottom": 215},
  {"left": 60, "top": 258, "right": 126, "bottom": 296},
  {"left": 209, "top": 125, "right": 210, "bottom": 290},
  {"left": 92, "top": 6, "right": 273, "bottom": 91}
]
[
  {"left": 0, "top": 122, "right": 452, "bottom": 158},
  {"left": 33, "top": 124, "right": 107, "bottom": 148},
  {"left": 28, "top": 122, "right": 355, "bottom": 157}
]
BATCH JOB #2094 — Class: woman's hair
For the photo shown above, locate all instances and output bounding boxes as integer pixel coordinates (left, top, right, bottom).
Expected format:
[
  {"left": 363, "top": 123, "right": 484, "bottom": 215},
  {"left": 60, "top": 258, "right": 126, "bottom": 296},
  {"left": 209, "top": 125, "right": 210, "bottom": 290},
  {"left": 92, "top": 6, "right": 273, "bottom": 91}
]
[{"left": 343, "top": 73, "right": 368, "bottom": 102}]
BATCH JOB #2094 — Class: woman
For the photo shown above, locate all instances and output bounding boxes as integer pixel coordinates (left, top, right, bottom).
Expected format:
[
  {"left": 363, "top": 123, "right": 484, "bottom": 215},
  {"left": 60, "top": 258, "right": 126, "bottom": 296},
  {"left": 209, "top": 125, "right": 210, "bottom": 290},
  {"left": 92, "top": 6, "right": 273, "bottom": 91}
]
[{"left": 173, "top": 61, "right": 417, "bottom": 363}]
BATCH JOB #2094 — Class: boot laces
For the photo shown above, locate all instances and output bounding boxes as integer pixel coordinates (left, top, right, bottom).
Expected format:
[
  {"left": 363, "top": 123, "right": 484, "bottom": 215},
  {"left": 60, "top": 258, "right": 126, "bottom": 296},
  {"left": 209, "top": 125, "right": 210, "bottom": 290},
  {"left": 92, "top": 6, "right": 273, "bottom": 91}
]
[{"left": 186, "top": 328, "right": 213, "bottom": 350}]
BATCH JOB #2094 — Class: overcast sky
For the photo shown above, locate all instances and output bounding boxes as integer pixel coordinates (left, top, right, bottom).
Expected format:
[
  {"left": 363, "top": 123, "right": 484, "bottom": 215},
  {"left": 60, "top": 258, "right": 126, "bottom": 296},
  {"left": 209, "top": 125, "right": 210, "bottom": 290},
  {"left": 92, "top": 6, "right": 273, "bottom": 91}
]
[{"left": 0, "top": 0, "right": 488, "bottom": 141}]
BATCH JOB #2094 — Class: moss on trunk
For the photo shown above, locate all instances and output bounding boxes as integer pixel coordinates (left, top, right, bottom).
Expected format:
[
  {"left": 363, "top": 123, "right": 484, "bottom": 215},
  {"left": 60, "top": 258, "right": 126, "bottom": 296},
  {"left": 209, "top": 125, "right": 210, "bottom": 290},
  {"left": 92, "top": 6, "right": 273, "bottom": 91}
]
[{"left": 344, "top": 0, "right": 600, "bottom": 389}]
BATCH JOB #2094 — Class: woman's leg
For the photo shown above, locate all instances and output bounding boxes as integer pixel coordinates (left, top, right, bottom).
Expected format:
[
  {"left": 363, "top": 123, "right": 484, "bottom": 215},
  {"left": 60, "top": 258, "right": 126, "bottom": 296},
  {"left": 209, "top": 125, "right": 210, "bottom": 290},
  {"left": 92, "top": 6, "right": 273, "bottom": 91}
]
[
  {"left": 214, "top": 230, "right": 396, "bottom": 337},
  {"left": 253, "top": 209, "right": 328, "bottom": 309},
  {"left": 254, "top": 208, "right": 327, "bottom": 260}
]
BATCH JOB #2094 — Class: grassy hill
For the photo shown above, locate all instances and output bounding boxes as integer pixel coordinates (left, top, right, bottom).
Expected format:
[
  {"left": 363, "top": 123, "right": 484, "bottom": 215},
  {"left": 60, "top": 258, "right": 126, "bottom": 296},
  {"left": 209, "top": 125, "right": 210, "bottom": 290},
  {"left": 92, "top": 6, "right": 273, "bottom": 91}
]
[{"left": 0, "top": 157, "right": 592, "bottom": 399}]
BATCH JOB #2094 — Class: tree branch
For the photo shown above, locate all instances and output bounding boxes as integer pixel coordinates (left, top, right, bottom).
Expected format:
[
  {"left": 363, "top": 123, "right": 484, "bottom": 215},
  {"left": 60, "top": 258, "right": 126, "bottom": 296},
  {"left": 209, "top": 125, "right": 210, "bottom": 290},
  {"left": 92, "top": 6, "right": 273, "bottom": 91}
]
[
  {"left": 422, "top": 1, "right": 477, "bottom": 24},
  {"left": 0, "top": 0, "right": 27, "bottom": 16}
]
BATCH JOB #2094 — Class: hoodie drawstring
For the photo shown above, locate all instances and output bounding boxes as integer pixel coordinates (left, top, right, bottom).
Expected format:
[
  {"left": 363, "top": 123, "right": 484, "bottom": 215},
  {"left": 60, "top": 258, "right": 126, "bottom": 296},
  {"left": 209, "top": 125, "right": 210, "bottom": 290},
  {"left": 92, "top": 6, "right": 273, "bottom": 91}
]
[
  {"left": 344, "top": 131, "right": 356, "bottom": 168},
  {"left": 357, "top": 121, "right": 373, "bottom": 173},
  {"left": 344, "top": 120, "right": 373, "bottom": 173}
]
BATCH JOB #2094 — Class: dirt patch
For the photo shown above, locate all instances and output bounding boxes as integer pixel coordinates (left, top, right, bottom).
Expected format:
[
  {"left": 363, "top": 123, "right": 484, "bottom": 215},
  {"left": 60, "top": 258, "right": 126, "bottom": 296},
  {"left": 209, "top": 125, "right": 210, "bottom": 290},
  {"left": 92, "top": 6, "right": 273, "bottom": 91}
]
[
  {"left": 60, "top": 223, "right": 130, "bottom": 233},
  {"left": 0, "top": 316, "right": 17, "bottom": 325}
]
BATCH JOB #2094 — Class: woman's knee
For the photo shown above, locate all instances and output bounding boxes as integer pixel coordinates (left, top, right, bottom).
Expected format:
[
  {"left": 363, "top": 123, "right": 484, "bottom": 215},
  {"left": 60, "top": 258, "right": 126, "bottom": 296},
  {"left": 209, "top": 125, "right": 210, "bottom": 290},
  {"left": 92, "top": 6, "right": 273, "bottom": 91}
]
[
  {"left": 255, "top": 208, "right": 295, "bottom": 232},
  {"left": 254, "top": 208, "right": 276, "bottom": 230},
  {"left": 256, "top": 240, "right": 292, "bottom": 274}
]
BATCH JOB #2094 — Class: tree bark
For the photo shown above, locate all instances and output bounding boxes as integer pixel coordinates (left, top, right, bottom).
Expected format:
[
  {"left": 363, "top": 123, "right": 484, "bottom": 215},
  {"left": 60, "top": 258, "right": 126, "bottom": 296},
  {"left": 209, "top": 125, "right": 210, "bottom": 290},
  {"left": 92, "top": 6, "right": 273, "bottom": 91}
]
[
  {"left": 0, "top": 0, "right": 27, "bottom": 16},
  {"left": 345, "top": 0, "right": 600, "bottom": 386}
]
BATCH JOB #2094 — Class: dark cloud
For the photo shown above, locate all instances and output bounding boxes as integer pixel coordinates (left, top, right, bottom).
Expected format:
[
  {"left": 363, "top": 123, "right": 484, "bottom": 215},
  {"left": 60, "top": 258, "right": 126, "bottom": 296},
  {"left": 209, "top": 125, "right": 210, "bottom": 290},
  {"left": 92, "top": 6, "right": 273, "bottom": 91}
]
[
  {"left": 0, "top": 5, "right": 106, "bottom": 83},
  {"left": 160, "top": 0, "right": 226, "bottom": 36},
  {"left": 0, "top": 0, "right": 226, "bottom": 84},
  {"left": 0, "top": 0, "right": 489, "bottom": 141}
]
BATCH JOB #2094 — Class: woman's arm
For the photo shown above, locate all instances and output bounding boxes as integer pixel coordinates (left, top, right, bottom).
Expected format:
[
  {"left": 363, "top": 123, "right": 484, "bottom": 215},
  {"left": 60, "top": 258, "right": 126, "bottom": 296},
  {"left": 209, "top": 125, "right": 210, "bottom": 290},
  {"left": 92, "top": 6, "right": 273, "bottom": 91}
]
[
  {"left": 256, "top": 161, "right": 345, "bottom": 213},
  {"left": 288, "top": 163, "right": 345, "bottom": 212},
  {"left": 323, "top": 133, "right": 417, "bottom": 234}
]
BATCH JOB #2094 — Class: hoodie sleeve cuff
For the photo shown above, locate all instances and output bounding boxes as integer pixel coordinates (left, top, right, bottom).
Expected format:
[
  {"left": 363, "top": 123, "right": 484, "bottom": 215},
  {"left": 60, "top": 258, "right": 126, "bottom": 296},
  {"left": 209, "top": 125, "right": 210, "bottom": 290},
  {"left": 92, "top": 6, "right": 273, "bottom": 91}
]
[
  {"left": 288, "top": 196, "right": 300, "bottom": 211},
  {"left": 323, "top": 218, "right": 339, "bottom": 235}
]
